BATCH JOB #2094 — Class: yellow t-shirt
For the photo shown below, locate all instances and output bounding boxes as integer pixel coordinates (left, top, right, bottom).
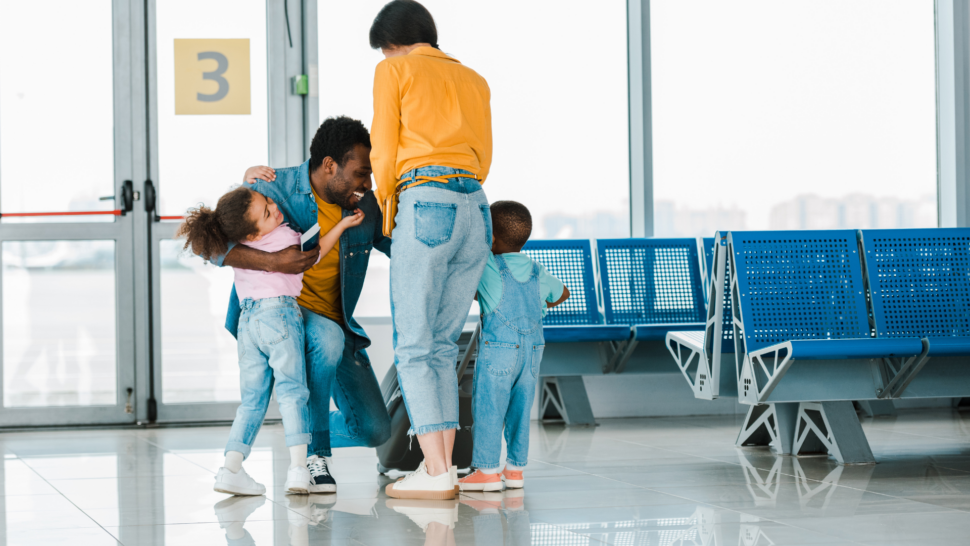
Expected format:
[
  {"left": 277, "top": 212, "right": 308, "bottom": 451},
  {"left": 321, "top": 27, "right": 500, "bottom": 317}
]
[{"left": 297, "top": 190, "right": 343, "bottom": 323}]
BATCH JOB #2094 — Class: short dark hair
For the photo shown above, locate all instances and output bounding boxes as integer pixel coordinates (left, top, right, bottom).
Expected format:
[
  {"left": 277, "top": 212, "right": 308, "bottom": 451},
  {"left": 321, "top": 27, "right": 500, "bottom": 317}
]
[
  {"left": 490, "top": 201, "right": 533, "bottom": 250},
  {"left": 369, "top": 0, "right": 438, "bottom": 50},
  {"left": 309, "top": 116, "right": 371, "bottom": 173}
]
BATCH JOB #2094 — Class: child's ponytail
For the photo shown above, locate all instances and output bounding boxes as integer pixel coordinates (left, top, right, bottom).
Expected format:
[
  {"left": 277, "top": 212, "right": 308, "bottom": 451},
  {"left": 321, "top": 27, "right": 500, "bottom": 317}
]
[{"left": 177, "top": 186, "right": 259, "bottom": 262}]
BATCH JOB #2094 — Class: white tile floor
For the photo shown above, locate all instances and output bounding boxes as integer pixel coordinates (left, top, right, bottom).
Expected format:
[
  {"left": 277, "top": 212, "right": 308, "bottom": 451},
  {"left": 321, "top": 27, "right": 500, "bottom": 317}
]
[{"left": 0, "top": 408, "right": 968, "bottom": 545}]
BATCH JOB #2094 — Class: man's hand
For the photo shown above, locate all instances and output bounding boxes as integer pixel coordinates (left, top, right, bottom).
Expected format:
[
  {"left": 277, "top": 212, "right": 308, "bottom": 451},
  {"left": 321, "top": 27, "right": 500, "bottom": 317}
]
[
  {"left": 244, "top": 165, "right": 276, "bottom": 184},
  {"left": 274, "top": 245, "right": 320, "bottom": 274}
]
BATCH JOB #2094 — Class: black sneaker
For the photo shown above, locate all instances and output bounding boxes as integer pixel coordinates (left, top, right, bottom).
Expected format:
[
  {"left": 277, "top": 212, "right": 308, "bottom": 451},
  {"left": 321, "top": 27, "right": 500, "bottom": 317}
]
[{"left": 307, "top": 455, "right": 337, "bottom": 493}]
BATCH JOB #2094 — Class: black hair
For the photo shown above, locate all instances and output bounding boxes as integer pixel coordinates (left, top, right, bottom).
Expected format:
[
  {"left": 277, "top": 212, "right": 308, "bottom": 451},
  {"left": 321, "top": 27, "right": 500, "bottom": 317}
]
[
  {"left": 177, "top": 186, "right": 260, "bottom": 262},
  {"left": 369, "top": 0, "right": 439, "bottom": 50},
  {"left": 490, "top": 201, "right": 533, "bottom": 250},
  {"left": 309, "top": 116, "right": 372, "bottom": 173}
]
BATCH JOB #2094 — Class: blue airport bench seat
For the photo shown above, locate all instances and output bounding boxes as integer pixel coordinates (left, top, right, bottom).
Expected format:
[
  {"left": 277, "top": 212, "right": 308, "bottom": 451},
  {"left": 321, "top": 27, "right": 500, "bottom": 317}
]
[
  {"left": 666, "top": 234, "right": 737, "bottom": 400},
  {"left": 729, "top": 230, "right": 924, "bottom": 407},
  {"left": 597, "top": 238, "right": 708, "bottom": 374},
  {"left": 522, "top": 239, "right": 631, "bottom": 425},
  {"left": 521, "top": 239, "right": 630, "bottom": 346},
  {"left": 860, "top": 228, "right": 970, "bottom": 399},
  {"left": 727, "top": 230, "right": 931, "bottom": 464}
]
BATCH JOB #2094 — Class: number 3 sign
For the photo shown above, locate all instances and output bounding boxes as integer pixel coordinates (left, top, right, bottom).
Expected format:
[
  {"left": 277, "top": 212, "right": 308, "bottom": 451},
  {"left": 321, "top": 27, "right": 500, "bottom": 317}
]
[{"left": 174, "top": 39, "right": 251, "bottom": 115}]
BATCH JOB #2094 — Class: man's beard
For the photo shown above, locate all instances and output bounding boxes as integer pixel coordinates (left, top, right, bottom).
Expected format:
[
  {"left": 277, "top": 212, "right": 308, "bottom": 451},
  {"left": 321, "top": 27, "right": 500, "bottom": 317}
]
[{"left": 323, "top": 172, "right": 359, "bottom": 211}]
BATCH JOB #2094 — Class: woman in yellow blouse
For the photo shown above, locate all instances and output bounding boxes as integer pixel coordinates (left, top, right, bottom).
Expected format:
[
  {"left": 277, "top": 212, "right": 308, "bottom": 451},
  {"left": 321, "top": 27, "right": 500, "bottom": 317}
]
[{"left": 370, "top": 0, "right": 492, "bottom": 500}]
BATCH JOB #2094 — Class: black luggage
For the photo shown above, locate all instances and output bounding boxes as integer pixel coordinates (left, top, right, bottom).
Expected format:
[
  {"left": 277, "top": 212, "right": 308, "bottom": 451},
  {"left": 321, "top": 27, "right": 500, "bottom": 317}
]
[{"left": 375, "top": 324, "right": 479, "bottom": 474}]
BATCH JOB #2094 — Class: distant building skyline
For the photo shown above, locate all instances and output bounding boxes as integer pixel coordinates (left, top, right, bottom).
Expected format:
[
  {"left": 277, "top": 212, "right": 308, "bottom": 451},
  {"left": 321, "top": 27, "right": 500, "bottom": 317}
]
[
  {"left": 537, "top": 193, "right": 937, "bottom": 241},
  {"left": 769, "top": 194, "right": 936, "bottom": 230}
]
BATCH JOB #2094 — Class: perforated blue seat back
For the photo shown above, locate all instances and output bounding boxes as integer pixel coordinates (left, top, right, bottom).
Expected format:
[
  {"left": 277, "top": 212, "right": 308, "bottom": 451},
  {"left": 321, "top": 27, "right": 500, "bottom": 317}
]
[
  {"left": 522, "top": 240, "right": 600, "bottom": 326},
  {"left": 597, "top": 238, "right": 706, "bottom": 326},
  {"left": 729, "top": 231, "right": 871, "bottom": 353},
  {"left": 706, "top": 235, "right": 735, "bottom": 352},
  {"left": 862, "top": 228, "right": 970, "bottom": 338}
]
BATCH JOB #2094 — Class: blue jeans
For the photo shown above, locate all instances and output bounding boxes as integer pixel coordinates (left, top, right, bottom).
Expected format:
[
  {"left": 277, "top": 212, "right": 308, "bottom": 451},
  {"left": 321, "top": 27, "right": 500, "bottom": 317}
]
[
  {"left": 302, "top": 307, "right": 391, "bottom": 458},
  {"left": 391, "top": 166, "right": 492, "bottom": 435},
  {"left": 226, "top": 297, "right": 311, "bottom": 457}
]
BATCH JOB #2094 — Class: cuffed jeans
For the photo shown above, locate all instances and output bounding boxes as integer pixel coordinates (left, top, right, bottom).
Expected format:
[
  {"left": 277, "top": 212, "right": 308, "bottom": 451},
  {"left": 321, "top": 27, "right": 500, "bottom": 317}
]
[
  {"left": 302, "top": 307, "right": 391, "bottom": 458},
  {"left": 391, "top": 166, "right": 491, "bottom": 435},
  {"left": 226, "top": 297, "right": 311, "bottom": 457}
]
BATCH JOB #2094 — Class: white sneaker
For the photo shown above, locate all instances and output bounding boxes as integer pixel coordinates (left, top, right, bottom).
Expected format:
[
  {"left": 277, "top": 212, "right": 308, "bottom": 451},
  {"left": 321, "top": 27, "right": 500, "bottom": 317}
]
[
  {"left": 214, "top": 466, "right": 266, "bottom": 496},
  {"left": 285, "top": 465, "right": 312, "bottom": 495},
  {"left": 385, "top": 461, "right": 456, "bottom": 500},
  {"left": 451, "top": 465, "right": 459, "bottom": 494},
  {"left": 386, "top": 498, "right": 459, "bottom": 531}
]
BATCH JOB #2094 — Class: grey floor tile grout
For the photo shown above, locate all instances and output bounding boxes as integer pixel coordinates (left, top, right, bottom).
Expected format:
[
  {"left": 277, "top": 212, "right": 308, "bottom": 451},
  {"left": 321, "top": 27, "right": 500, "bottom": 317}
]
[
  {"left": 15, "top": 456, "right": 126, "bottom": 545},
  {"left": 606, "top": 435, "right": 970, "bottom": 516},
  {"left": 122, "top": 432, "right": 323, "bottom": 533},
  {"left": 529, "top": 449, "right": 872, "bottom": 546}
]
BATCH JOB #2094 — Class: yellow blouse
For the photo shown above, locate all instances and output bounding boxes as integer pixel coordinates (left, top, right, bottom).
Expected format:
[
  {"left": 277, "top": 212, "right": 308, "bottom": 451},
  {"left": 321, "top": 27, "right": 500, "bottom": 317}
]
[{"left": 371, "top": 46, "right": 493, "bottom": 207}]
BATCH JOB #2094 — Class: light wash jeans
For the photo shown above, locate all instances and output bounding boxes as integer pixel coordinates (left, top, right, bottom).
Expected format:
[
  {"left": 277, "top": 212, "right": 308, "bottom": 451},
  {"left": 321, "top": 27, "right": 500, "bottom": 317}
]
[
  {"left": 226, "top": 296, "right": 311, "bottom": 457},
  {"left": 301, "top": 307, "right": 391, "bottom": 458},
  {"left": 391, "top": 166, "right": 491, "bottom": 435},
  {"left": 471, "top": 256, "right": 545, "bottom": 469}
]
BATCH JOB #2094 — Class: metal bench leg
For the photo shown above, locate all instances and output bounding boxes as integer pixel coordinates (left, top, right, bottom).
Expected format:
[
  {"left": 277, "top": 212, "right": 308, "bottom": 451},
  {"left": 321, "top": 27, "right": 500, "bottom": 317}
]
[
  {"left": 539, "top": 377, "right": 596, "bottom": 426},
  {"left": 736, "top": 403, "right": 798, "bottom": 454},
  {"left": 856, "top": 399, "right": 897, "bottom": 417},
  {"left": 736, "top": 404, "right": 776, "bottom": 448},
  {"left": 774, "top": 402, "right": 799, "bottom": 455},
  {"left": 793, "top": 401, "right": 875, "bottom": 465}
]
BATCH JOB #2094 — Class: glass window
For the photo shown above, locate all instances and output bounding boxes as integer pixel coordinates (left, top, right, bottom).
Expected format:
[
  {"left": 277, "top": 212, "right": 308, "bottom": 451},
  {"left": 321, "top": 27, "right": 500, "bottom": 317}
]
[
  {"left": 651, "top": 1, "right": 937, "bottom": 235},
  {"left": 318, "top": 0, "right": 629, "bottom": 315},
  {"left": 0, "top": 0, "right": 115, "bottom": 220},
  {"left": 159, "top": 240, "right": 239, "bottom": 403},
  {"left": 155, "top": 0, "right": 269, "bottom": 218},
  {"left": 2, "top": 241, "right": 116, "bottom": 407}
]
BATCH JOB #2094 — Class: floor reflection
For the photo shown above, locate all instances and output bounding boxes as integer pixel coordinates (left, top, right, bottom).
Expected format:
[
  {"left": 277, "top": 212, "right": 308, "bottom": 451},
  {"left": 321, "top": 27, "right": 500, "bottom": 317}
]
[{"left": 0, "top": 409, "right": 967, "bottom": 544}]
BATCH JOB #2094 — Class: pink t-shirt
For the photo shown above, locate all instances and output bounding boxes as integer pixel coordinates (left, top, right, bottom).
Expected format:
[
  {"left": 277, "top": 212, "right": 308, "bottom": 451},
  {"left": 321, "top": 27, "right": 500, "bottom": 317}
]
[{"left": 234, "top": 224, "right": 304, "bottom": 301}]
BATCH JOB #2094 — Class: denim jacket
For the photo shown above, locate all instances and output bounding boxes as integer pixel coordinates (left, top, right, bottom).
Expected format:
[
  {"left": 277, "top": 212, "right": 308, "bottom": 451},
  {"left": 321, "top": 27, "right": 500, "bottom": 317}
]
[{"left": 213, "top": 160, "right": 392, "bottom": 358}]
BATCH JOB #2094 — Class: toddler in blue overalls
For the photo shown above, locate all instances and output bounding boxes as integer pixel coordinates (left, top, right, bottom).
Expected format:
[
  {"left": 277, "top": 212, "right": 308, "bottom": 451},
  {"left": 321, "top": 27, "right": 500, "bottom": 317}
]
[{"left": 459, "top": 201, "right": 570, "bottom": 492}]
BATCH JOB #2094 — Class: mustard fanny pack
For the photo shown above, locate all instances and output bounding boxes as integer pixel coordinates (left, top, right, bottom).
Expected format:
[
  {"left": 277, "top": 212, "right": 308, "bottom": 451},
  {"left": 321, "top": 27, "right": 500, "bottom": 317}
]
[{"left": 382, "top": 173, "right": 481, "bottom": 237}]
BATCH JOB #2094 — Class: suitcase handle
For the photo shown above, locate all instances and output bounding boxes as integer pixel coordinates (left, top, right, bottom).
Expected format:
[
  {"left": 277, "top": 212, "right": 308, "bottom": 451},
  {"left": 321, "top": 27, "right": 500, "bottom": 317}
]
[{"left": 456, "top": 322, "right": 481, "bottom": 382}]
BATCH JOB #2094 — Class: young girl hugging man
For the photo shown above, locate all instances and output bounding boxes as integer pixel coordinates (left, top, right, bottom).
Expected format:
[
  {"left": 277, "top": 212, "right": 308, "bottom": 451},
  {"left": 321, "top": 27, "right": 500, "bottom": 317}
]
[{"left": 178, "top": 185, "right": 362, "bottom": 495}]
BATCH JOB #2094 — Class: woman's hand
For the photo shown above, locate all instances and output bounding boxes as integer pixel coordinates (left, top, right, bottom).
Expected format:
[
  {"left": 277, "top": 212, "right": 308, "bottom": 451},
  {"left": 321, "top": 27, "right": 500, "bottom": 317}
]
[{"left": 244, "top": 166, "right": 276, "bottom": 184}]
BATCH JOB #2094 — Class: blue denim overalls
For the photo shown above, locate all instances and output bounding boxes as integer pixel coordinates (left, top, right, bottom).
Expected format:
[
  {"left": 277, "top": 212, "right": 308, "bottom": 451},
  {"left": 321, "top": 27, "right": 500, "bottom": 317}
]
[{"left": 471, "top": 255, "right": 546, "bottom": 469}]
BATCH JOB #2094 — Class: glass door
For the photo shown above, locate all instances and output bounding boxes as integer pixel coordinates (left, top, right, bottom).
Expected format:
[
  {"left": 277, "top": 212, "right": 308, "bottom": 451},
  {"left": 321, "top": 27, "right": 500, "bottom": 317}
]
[
  {"left": 147, "top": 0, "right": 279, "bottom": 422},
  {"left": 0, "top": 0, "right": 138, "bottom": 426}
]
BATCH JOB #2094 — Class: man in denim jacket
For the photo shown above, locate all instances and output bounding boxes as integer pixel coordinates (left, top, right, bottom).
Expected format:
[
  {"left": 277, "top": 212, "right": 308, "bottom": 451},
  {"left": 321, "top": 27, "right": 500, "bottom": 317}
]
[{"left": 213, "top": 117, "right": 391, "bottom": 492}]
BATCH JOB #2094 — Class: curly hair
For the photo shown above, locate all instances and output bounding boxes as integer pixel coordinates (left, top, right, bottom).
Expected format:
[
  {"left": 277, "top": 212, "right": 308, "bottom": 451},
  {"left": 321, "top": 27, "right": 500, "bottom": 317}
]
[
  {"left": 490, "top": 201, "right": 533, "bottom": 250},
  {"left": 177, "top": 186, "right": 260, "bottom": 262},
  {"left": 309, "top": 116, "right": 371, "bottom": 174},
  {"left": 369, "top": 0, "right": 439, "bottom": 50}
]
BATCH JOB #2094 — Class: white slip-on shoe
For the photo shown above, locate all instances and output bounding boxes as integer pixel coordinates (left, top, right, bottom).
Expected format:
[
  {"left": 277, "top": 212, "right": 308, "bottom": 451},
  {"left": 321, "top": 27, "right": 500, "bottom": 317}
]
[
  {"left": 385, "top": 461, "right": 456, "bottom": 500},
  {"left": 386, "top": 498, "right": 459, "bottom": 531},
  {"left": 214, "top": 466, "right": 266, "bottom": 496},
  {"left": 451, "top": 466, "right": 459, "bottom": 495},
  {"left": 306, "top": 455, "right": 337, "bottom": 493},
  {"left": 285, "top": 465, "right": 312, "bottom": 495}
]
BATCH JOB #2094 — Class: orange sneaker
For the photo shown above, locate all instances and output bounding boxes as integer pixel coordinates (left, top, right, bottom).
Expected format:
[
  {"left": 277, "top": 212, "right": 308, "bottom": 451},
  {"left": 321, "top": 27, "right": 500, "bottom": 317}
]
[
  {"left": 458, "top": 470, "right": 502, "bottom": 492},
  {"left": 502, "top": 467, "right": 524, "bottom": 489}
]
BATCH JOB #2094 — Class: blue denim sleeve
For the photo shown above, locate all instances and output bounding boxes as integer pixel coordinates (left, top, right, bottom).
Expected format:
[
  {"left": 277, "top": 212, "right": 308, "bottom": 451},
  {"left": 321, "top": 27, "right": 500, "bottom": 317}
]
[{"left": 369, "top": 196, "right": 392, "bottom": 257}]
